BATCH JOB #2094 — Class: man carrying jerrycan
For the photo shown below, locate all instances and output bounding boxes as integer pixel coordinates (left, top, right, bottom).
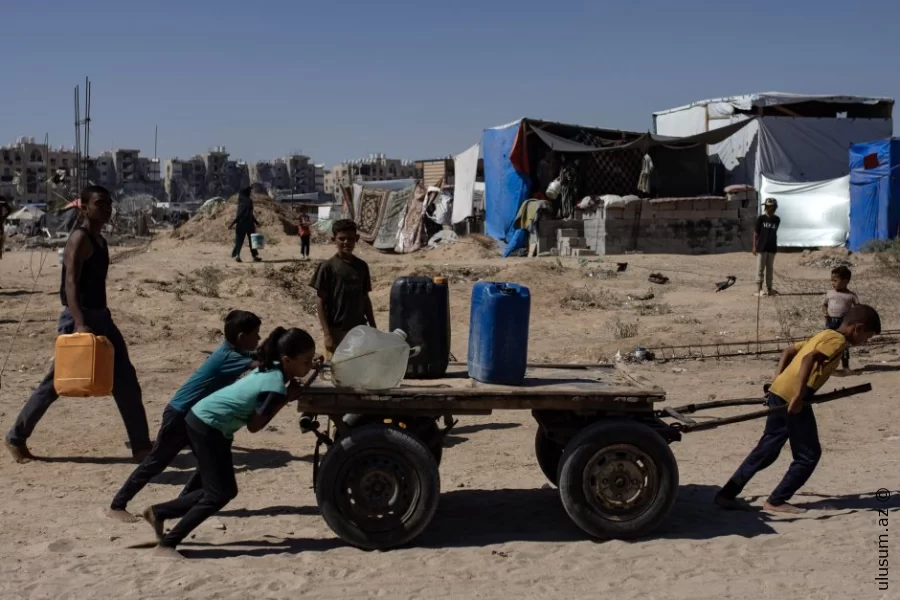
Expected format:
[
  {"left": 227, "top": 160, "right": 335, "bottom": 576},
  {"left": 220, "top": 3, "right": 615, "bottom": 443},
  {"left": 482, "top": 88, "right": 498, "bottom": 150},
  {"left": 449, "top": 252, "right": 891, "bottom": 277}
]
[{"left": 5, "top": 186, "right": 152, "bottom": 464}]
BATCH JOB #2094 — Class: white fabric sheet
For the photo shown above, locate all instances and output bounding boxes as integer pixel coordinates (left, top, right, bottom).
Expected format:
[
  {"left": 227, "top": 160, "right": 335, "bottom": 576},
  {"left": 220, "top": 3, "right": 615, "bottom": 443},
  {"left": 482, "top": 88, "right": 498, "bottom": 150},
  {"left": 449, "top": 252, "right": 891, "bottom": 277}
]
[
  {"left": 452, "top": 142, "right": 480, "bottom": 224},
  {"left": 759, "top": 175, "right": 850, "bottom": 248}
]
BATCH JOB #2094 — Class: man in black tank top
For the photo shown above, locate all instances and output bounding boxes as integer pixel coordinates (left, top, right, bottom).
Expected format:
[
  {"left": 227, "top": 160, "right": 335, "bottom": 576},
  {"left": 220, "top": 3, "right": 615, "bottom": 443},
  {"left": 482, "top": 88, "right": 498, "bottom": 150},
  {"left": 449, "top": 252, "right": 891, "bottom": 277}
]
[{"left": 5, "top": 186, "right": 152, "bottom": 463}]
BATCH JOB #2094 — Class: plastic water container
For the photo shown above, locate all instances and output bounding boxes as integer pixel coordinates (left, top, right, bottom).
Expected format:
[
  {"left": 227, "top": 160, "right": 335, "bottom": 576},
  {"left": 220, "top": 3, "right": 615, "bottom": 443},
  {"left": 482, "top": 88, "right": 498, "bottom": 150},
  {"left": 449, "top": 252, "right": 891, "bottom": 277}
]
[
  {"left": 53, "top": 333, "right": 115, "bottom": 397},
  {"left": 330, "top": 326, "right": 421, "bottom": 390},
  {"left": 250, "top": 233, "right": 265, "bottom": 249},
  {"left": 467, "top": 282, "right": 530, "bottom": 385},
  {"left": 388, "top": 275, "right": 450, "bottom": 379}
]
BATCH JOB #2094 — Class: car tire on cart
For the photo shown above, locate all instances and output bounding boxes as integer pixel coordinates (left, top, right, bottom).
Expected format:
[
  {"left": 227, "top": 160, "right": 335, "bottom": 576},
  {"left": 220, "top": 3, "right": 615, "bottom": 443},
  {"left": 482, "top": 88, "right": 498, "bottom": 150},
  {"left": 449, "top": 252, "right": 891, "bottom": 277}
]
[
  {"left": 316, "top": 424, "right": 441, "bottom": 550},
  {"left": 341, "top": 414, "right": 443, "bottom": 465},
  {"left": 557, "top": 420, "right": 678, "bottom": 540},
  {"left": 534, "top": 428, "right": 565, "bottom": 487}
]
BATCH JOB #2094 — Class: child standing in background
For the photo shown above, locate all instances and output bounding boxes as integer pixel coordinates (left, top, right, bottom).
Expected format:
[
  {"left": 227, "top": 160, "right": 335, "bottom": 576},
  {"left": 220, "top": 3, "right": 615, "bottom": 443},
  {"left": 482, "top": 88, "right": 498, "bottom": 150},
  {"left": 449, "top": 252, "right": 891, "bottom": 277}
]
[
  {"left": 298, "top": 214, "right": 312, "bottom": 260},
  {"left": 310, "top": 219, "right": 376, "bottom": 359},
  {"left": 823, "top": 266, "right": 859, "bottom": 371}
]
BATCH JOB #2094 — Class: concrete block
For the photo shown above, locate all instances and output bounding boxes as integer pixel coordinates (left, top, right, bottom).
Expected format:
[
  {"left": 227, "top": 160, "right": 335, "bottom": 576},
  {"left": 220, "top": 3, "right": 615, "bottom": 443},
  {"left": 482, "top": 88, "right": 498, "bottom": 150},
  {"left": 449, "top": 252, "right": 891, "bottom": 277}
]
[
  {"left": 605, "top": 206, "right": 625, "bottom": 219},
  {"left": 573, "top": 248, "right": 597, "bottom": 257},
  {"left": 557, "top": 228, "right": 579, "bottom": 240},
  {"left": 692, "top": 199, "right": 710, "bottom": 211},
  {"left": 720, "top": 209, "right": 739, "bottom": 220},
  {"left": 654, "top": 202, "right": 676, "bottom": 211}
]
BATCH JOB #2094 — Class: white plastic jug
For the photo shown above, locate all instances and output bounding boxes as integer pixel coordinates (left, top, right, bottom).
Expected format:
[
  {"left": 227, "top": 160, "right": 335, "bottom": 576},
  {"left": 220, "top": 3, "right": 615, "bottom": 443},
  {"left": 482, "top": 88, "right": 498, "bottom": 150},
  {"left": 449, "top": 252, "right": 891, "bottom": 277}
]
[{"left": 330, "top": 326, "right": 420, "bottom": 390}]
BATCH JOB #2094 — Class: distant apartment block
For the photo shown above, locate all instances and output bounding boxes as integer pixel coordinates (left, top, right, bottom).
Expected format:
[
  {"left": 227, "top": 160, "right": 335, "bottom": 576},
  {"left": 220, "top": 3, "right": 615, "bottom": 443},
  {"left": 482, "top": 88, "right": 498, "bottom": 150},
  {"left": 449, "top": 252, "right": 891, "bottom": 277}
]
[
  {"left": 314, "top": 163, "right": 326, "bottom": 193},
  {"left": 324, "top": 153, "right": 417, "bottom": 194},
  {"left": 0, "top": 137, "right": 78, "bottom": 205},
  {"left": 165, "top": 146, "right": 249, "bottom": 202},
  {"left": 250, "top": 154, "right": 316, "bottom": 194}
]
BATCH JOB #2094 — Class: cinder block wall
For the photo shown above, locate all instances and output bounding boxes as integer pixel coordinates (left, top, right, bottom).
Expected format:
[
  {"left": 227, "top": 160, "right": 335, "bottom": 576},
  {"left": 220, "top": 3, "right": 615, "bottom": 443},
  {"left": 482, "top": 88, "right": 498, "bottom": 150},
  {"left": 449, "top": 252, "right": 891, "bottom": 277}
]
[{"left": 582, "top": 191, "right": 758, "bottom": 255}]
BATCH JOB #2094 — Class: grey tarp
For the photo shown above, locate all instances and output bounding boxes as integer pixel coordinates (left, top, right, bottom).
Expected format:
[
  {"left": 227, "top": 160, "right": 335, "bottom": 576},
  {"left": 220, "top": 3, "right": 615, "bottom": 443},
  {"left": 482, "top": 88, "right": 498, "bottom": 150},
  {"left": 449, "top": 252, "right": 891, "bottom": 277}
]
[
  {"left": 757, "top": 117, "right": 893, "bottom": 183},
  {"left": 530, "top": 118, "right": 758, "bottom": 153}
]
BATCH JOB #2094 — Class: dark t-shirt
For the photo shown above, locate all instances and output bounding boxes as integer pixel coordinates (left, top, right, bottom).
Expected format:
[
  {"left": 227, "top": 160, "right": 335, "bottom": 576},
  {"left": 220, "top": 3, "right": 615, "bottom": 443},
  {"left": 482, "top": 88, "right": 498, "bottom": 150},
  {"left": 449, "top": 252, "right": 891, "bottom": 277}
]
[
  {"left": 755, "top": 214, "right": 780, "bottom": 253},
  {"left": 310, "top": 254, "right": 372, "bottom": 330}
]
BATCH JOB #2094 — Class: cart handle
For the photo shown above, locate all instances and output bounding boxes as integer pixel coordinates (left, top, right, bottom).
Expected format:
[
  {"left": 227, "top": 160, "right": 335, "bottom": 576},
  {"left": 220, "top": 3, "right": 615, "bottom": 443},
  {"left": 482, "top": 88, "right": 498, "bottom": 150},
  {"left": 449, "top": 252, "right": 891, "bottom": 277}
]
[{"left": 671, "top": 383, "right": 873, "bottom": 434}]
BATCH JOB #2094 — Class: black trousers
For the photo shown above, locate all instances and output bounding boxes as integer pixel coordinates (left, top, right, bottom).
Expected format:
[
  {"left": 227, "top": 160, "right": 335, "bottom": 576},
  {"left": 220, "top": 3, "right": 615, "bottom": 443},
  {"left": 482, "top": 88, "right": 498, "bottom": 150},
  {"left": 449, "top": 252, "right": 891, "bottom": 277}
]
[
  {"left": 152, "top": 413, "right": 237, "bottom": 548},
  {"left": 825, "top": 316, "right": 850, "bottom": 368},
  {"left": 720, "top": 393, "right": 822, "bottom": 505},
  {"left": 231, "top": 224, "right": 259, "bottom": 259},
  {"left": 300, "top": 235, "right": 311, "bottom": 257},
  {"left": 7, "top": 308, "right": 151, "bottom": 454},
  {"left": 110, "top": 405, "right": 201, "bottom": 510}
]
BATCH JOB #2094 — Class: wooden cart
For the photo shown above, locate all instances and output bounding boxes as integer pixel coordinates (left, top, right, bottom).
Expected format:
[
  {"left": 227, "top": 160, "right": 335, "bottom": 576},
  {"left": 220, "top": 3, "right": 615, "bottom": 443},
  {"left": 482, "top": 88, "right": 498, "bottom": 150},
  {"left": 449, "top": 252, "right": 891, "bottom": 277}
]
[
  {"left": 296, "top": 363, "right": 683, "bottom": 551},
  {"left": 296, "top": 365, "right": 872, "bottom": 550}
]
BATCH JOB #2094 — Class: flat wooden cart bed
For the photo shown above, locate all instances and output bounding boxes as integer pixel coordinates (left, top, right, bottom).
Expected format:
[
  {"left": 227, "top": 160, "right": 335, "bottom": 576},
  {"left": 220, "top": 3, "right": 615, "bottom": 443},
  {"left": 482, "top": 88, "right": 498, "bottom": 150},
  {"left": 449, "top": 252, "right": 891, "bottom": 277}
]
[
  {"left": 295, "top": 364, "right": 680, "bottom": 550},
  {"left": 294, "top": 363, "right": 871, "bottom": 551}
]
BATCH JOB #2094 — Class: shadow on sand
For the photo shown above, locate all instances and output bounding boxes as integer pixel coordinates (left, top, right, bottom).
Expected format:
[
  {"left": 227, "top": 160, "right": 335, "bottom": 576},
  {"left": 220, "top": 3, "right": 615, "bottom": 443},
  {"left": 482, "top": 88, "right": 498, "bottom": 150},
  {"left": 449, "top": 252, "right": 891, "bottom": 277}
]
[{"left": 177, "top": 485, "right": 896, "bottom": 558}]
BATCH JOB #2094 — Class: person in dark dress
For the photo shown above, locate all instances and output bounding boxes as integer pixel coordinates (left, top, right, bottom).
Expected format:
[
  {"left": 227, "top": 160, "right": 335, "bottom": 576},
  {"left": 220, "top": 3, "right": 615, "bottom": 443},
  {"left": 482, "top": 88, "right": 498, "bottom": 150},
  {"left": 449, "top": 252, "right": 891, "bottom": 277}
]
[
  {"left": 228, "top": 187, "right": 261, "bottom": 263},
  {"left": 5, "top": 186, "right": 152, "bottom": 463}
]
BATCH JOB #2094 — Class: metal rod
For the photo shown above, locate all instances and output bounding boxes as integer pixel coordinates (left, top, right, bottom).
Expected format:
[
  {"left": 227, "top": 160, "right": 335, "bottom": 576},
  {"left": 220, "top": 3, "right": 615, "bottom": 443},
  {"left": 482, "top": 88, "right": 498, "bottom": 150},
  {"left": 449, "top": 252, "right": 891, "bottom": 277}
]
[{"left": 676, "top": 384, "right": 872, "bottom": 433}]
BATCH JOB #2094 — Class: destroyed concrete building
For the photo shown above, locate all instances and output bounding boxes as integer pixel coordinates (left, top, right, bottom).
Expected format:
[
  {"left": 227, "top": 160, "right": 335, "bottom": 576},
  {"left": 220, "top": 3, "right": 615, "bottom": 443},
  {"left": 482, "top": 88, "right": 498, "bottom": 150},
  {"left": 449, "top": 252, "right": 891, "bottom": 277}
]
[
  {"left": 0, "top": 137, "right": 78, "bottom": 205},
  {"left": 324, "top": 154, "right": 417, "bottom": 193}
]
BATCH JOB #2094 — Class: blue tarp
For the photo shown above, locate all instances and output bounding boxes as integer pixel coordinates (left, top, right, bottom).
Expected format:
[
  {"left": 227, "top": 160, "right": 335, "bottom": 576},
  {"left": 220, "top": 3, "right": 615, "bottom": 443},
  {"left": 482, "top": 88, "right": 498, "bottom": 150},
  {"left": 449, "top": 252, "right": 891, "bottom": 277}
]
[
  {"left": 483, "top": 121, "right": 530, "bottom": 241},
  {"left": 848, "top": 139, "right": 900, "bottom": 252}
]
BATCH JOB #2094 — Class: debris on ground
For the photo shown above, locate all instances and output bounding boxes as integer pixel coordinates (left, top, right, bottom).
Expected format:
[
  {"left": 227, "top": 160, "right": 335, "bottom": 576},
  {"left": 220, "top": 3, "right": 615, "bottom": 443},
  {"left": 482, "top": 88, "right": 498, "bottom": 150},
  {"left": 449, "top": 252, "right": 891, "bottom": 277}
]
[
  {"left": 648, "top": 272, "right": 669, "bottom": 285},
  {"left": 802, "top": 256, "right": 853, "bottom": 269},
  {"left": 615, "top": 346, "right": 655, "bottom": 363},
  {"left": 628, "top": 290, "right": 655, "bottom": 301},
  {"left": 715, "top": 275, "right": 737, "bottom": 292}
]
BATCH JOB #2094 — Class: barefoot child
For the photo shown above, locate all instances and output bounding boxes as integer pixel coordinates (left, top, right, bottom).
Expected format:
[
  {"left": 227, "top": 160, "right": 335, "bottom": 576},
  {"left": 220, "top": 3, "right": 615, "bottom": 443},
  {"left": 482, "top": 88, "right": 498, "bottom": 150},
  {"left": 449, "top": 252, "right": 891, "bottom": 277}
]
[
  {"left": 107, "top": 310, "right": 262, "bottom": 522},
  {"left": 309, "top": 219, "right": 376, "bottom": 359},
  {"left": 715, "top": 304, "right": 881, "bottom": 514},
  {"left": 143, "top": 327, "right": 316, "bottom": 558},
  {"left": 822, "top": 266, "right": 858, "bottom": 371},
  {"left": 5, "top": 186, "right": 152, "bottom": 463}
]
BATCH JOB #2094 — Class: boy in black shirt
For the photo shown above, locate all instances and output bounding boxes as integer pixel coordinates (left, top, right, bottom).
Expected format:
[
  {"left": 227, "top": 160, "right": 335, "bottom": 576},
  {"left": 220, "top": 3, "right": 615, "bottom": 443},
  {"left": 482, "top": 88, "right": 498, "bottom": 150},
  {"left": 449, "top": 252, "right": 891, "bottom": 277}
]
[
  {"left": 5, "top": 186, "right": 152, "bottom": 463},
  {"left": 754, "top": 197, "right": 781, "bottom": 297},
  {"left": 309, "top": 219, "right": 376, "bottom": 359}
]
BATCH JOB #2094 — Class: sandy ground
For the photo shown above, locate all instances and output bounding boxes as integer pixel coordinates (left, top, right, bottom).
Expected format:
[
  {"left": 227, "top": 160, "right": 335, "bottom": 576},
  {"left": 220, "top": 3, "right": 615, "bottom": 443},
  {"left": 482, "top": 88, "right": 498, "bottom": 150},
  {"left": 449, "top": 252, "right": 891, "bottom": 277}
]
[{"left": 0, "top": 231, "right": 898, "bottom": 599}]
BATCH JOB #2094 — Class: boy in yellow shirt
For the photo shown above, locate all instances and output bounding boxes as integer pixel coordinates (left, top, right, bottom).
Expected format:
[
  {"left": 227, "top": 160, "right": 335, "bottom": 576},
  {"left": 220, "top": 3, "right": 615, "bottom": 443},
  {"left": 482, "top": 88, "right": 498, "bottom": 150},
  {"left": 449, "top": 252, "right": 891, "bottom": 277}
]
[{"left": 715, "top": 304, "right": 881, "bottom": 514}]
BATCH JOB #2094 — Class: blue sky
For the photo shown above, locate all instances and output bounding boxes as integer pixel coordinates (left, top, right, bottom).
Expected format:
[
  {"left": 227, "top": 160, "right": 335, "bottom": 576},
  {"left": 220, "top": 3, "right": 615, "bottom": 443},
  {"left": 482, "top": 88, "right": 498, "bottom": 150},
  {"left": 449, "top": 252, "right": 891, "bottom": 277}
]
[{"left": 2, "top": 0, "right": 897, "bottom": 167}]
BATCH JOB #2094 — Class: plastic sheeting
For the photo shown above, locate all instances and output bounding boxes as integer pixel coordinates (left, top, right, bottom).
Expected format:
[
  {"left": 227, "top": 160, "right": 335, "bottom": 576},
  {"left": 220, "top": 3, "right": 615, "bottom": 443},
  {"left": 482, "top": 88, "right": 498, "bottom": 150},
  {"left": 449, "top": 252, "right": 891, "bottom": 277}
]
[
  {"left": 759, "top": 175, "right": 850, "bottom": 248},
  {"left": 483, "top": 120, "right": 530, "bottom": 240},
  {"left": 758, "top": 118, "right": 893, "bottom": 184},
  {"left": 848, "top": 139, "right": 900, "bottom": 252},
  {"left": 452, "top": 142, "right": 480, "bottom": 224}
]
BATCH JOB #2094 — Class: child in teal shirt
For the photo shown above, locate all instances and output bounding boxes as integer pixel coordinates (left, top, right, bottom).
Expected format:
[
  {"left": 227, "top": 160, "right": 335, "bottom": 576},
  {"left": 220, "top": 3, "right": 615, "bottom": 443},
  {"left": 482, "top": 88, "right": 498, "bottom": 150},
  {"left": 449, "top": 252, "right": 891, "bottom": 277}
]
[
  {"left": 143, "top": 327, "right": 316, "bottom": 558},
  {"left": 109, "top": 310, "right": 261, "bottom": 520}
]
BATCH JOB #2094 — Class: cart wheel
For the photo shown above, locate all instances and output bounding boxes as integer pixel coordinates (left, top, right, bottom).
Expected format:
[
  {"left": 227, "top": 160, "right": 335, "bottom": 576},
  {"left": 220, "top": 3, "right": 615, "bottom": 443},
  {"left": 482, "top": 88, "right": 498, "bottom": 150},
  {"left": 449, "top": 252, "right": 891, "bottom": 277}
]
[
  {"left": 558, "top": 420, "right": 678, "bottom": 540},
  {"left": 316, "top": 424, "right": 441, "bottom": 550},
  {"left": 341, "top": 415, "right": 443, "bottom": 465},
  {"left": 534, "top": 428, "right": 564, "bottom": 487}
]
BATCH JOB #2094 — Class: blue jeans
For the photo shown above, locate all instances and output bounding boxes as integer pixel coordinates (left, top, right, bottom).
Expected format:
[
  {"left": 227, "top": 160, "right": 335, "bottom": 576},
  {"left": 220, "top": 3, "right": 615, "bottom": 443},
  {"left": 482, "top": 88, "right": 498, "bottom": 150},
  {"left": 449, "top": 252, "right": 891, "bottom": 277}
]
[
  {"left": 6, "top": 308, "right": 151, "bottom": 454},
  {"left": 722, "top": 393, "right": 822, "bottom": 505}
]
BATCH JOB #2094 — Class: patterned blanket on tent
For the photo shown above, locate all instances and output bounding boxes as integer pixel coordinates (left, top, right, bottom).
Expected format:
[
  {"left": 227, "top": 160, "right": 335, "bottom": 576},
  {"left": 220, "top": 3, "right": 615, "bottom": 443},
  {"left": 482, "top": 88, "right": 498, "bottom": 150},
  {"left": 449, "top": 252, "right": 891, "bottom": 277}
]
[
  {"left": 373, "top": 185, "right": 414, "bottom": 250},
  {"left": 356, "top": 188, "right": 390, "bottom": 242},
  {"left": 395, "top": 184, "right": 431, "bottom": 253}
]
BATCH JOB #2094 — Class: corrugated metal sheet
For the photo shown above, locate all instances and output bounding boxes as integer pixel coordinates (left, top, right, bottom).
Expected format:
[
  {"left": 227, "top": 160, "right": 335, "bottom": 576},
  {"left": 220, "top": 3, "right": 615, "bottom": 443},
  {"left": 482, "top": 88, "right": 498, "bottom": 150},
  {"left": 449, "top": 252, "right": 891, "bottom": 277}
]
[{"left": 423, "top": 162, "right": 446, "bottom": 187}]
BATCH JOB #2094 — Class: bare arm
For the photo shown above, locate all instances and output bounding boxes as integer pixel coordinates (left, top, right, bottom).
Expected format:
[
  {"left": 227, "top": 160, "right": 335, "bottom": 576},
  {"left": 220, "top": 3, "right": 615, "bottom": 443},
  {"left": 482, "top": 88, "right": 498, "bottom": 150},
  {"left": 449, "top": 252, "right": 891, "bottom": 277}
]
[
  {"left": 364, "top": 295, "right": 376, "bottom": 329},
  {"left": 247, "top": 391, "right": 289, "bottom": 433},
  {"left": 752, "top": 231, "right": 758, "bottom": 255},
  {"left": 776, "top": 346, "right": 799, "bottom": 376},
  {"left": 316, "top": 295, "right": 334, "bottom": 351},
  {"left": 63, "top": 230, "right": 93, "bottom": 332}
]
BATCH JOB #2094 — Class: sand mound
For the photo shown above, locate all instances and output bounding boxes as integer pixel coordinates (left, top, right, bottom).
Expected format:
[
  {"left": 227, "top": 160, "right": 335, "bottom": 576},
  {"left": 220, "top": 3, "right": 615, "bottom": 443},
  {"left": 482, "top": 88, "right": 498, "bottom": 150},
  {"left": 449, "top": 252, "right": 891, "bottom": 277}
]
[
  {"left": 172, "top": 195, "right": 297, "bottom": 244},
  {"left": 421, "top": 233, "right": 499, "bottom": 261}
]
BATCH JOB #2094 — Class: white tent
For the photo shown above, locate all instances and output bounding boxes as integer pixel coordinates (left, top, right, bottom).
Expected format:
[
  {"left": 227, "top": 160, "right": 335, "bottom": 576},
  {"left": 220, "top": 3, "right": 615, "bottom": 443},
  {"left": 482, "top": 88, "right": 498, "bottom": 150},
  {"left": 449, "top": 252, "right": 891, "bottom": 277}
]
[{"left": 652, "top": 92, "right": 893, "bottom": 190}]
